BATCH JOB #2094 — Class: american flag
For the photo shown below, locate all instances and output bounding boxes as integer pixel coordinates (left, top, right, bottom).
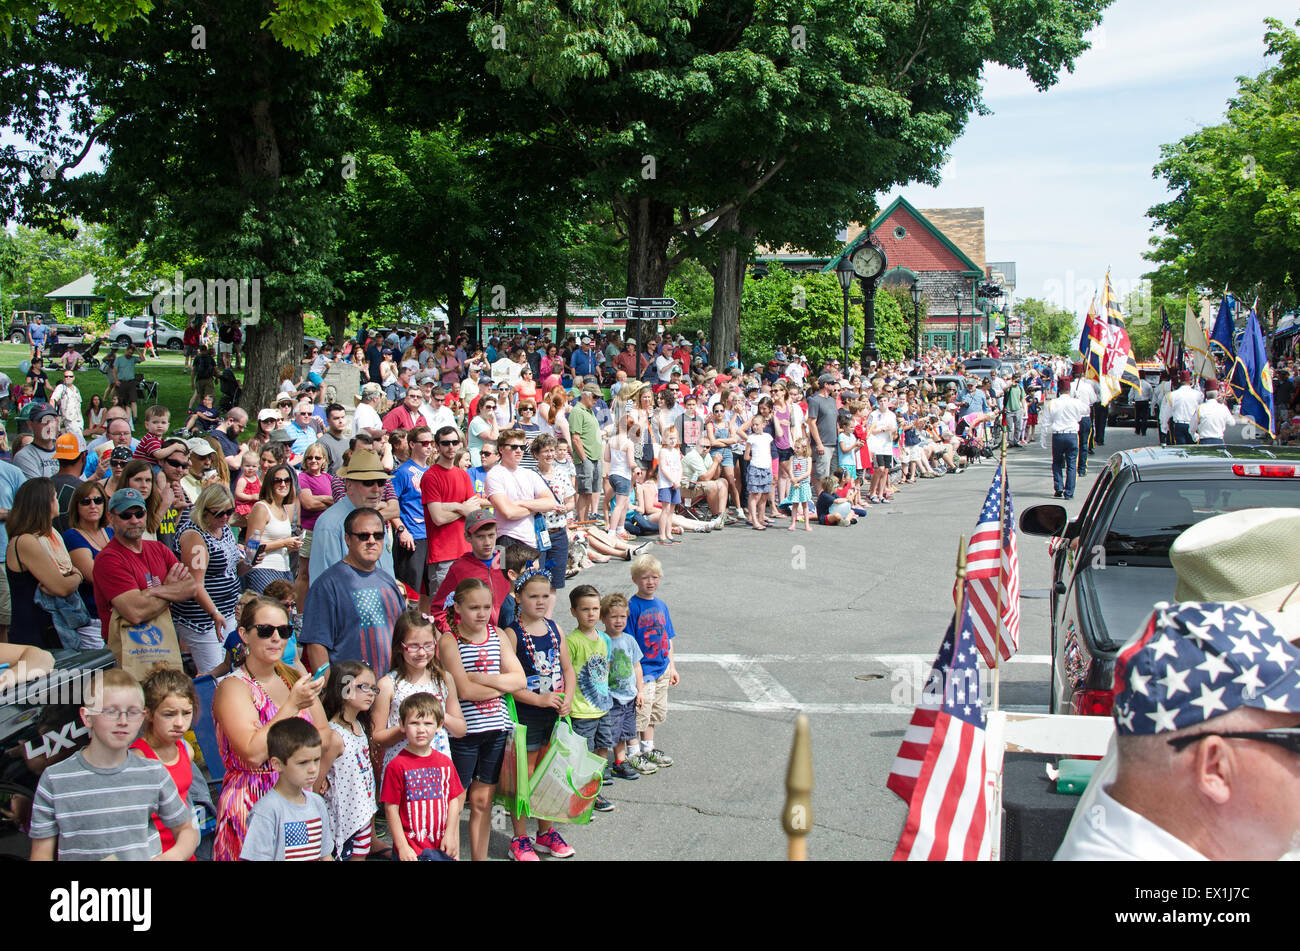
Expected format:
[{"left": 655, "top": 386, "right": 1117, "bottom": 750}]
[
  {"left": 889, "top": 610, "right": 990, "bottom": 860},
  {"left": 964, "top": 464, "right": 1019, "bottom": 667},
  {"left": 1159, "top": 305, "right": 1178, "bottom": 371},
  {"left": 283, "top": 817, "right": 324, "bottom": 861}
]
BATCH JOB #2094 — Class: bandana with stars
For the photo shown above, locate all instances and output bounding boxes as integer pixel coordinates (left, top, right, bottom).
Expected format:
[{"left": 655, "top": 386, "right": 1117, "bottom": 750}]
[{"left": 1110, "top": 601, "right": 1300, "bottom": 736}]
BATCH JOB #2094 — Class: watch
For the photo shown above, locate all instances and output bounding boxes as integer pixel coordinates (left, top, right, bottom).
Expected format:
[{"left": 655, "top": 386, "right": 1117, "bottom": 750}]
[{"left": 850, "top": 243, "right": 886, "bottom": 281}]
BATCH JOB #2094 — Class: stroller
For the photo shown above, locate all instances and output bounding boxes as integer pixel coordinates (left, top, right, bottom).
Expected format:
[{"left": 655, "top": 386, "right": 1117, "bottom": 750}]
[
  {"left": 955, "top": 417, "right": 992, "bottom": 463},
  {"left": 218, "top": 366, "right": 242, "bottom": 414}
]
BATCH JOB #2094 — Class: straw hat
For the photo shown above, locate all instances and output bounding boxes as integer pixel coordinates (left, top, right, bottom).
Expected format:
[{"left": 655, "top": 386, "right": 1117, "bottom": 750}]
[
  {"left": 339, "top": 448, "right": 388, "bottom": 480},
  {"left": 1170, "top": 508, "right": 1300, "bottom": 641}
]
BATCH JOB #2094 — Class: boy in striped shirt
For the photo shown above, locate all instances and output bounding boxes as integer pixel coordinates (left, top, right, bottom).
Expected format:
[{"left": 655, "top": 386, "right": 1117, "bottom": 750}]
[
  {"left": 241, "top": 718, "right": 333, "bottom": 861},
  {"left": 30, "top": 669, "right": 198, "bottom": 861}
]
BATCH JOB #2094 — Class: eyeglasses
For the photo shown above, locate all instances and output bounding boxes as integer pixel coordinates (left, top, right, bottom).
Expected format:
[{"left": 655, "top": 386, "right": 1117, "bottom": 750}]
[
  {"left": 437, "top": 439, "right": 459, "bottom": 447},
  {"left": 415, "top": 439, "right": 435, "bottom": 446},
  {"left": 117, "top": 507, "right": 146, "bottom": 521},
  {"left": 163, "top": 457, "right": 189, "bottom": 468},
  {"left": 350, "top": 683, "right": 380, "bottom": 696},
  {"left": 273, "top": 477, "right": 292, "bottom": 485},
  {"left": 251, "top": 623, "right": 293, "bottom": 639},
  {"left": 207, "top": 507, "right": 234, "bottom": 519},
  {"left": 349, "top": 530, "right": 385, "bottom": 541},
  {"left": 1167, "top": 728, "right": 1300, "bottom": 755},
  {"left": 97, "top": 707, "right": 146, "bottom": 721},
  {"left": 78, "top": 496, "right": 105, "bottom": 506},
  {"left": 402, "top": 643, "right": 437, "bottom": 655},
  {"left": 355, "top": 478, "right": 385, "bottom": 487},
  {"left": 502, "top": 444, "right": 525, "bottom": 451}
]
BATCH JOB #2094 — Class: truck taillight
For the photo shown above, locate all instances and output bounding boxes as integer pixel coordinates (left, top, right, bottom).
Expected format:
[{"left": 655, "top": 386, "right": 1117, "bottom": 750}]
[
  {"left": 1072, "top": 689, "right": 1114, "bottom": 717},
  {"left": 1231, "top": 464, "right": 1299, "bottom": 477}
]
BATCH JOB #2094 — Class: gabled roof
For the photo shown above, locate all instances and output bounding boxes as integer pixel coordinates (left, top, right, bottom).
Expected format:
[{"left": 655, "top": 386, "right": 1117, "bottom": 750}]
[
  {"left": 821, "top": 196, "right": 983, "bottom": 277},
  {"left": 45, "top": 273, "right": 156, "bottom": 300}
]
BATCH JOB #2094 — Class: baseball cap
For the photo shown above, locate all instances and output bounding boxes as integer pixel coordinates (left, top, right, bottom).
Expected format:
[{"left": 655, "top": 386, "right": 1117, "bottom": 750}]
[
  {"left": 258, "top": 408, "right": 280, "bottom": 422},
  {"left": 817, "top": 373, "right": 836, "bottom": 385},
  {"left": 110, "top": 445, "right": 134, "bottom": 463},
  {"left": 53, "top": 432, "right": 87, "bottom": 460},
  {"left": 186, "top": 437, "right": 215, "bottom": 456},
  {"left": 23, "top": 402, "right": 57, "bottom": 421},
  {"left": 1111, "top": 602, "right": 1300, "bottom": 735},
  {"left": 108, "top": 488, "right": 148, "bottom": 513},
  {"left": 416, "top": 372, "right": 436, "bottom": 384},
  {"left": 465, "top": 509, "right": 497, "bottom": 534}
]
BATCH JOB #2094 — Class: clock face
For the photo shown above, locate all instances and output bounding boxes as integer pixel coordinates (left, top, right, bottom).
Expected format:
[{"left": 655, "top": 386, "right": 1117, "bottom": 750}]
[{"left": 850, "top": 243, "right": 886, "bottom": 280}]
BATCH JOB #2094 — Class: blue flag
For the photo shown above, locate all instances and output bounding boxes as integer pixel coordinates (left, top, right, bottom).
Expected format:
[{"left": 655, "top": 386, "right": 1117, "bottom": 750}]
[
  {"left": 1210, "top": 295, "right": 1237, "bottom": 361},
  {"left": 1230, "top": 307, "right": 1275, "bottom": 437}
]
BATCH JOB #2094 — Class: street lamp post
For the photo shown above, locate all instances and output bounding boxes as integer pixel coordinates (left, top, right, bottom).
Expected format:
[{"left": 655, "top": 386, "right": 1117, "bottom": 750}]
[
  {"left": 835, "top": 257, "right": 854, "bottom": 369},
  {"left": 910, "top": 282, "right": 923, "bottom": 358},
  {"left": 954, "top": 290, "right": 963, "bottom": 355}
]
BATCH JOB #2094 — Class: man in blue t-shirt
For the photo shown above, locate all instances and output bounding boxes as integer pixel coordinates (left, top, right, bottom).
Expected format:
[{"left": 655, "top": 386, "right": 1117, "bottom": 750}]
[
  {"left": 299, "top": 507, "right": 406, "bottom": 677},
  {"left": 391, "top": 426, "right": 431, "bottom": 603},
  {"left": 27, "top": 316, "right": 48, "bottom": 356}
]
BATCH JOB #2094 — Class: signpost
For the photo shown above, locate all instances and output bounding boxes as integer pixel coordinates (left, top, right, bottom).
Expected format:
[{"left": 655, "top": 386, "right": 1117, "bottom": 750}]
[{"left": 603, "top": 297, "right": 677, "bottom": 353}]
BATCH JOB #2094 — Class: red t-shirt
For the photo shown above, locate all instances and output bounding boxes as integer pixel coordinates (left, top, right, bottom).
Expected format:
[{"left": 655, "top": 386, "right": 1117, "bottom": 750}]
[
  {"left": 92, "top": 537, "right": 180, "bottom": 642},
  {"left": 380, "top": 748, "right": 464, "bottom": 854},
  {"left": 383, "top": 404, "right": 419, "bottom": 433},
  {"left": 134, "top": 433, "right": 163, "bottom": 462},
  {"left": 420, "top": 463, "right": 474, "bottom": 564}
]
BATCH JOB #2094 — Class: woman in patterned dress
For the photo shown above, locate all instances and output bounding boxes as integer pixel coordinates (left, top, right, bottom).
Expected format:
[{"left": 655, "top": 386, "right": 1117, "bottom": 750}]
[{"left": 210, "top": 596, "right": 337, "bottom": 861}]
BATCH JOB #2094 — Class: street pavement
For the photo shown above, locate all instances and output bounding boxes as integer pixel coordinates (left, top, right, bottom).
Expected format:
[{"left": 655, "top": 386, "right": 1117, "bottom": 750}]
[{"left": 480, "top": 419, "right": 1191, "bottom": 861}]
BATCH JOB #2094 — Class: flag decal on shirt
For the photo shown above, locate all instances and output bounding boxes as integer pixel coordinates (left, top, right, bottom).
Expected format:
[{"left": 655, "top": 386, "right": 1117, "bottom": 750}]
[{"left": 284, "top": 817, "right": 323, "bottom": 861}]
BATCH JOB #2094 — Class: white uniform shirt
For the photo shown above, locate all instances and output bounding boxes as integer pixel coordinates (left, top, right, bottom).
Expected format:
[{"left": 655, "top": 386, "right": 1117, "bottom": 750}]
[
  {"left": 1193, "top": 399, "right": 1233, "bottom": 441},
  {"left": 1070, "top": 378, "right": 1099, "bottom": 408},
  {"left": 1043, "top": 394, "right": 1089, "bottom": 433},
  {"left": 1167, "top": 384, "right": 1204, "bottom": 425}
]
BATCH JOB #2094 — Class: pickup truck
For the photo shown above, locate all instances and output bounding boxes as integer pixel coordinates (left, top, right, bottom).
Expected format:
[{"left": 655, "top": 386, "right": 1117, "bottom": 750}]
[{"left": 1019, "top": 445, "right": 1300, "bottom": 716}]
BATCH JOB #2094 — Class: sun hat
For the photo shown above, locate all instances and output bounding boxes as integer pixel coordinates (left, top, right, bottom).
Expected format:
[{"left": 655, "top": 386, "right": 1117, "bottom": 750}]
[
  {"left": 53, "top": 432, "right": 87, "bottom": 460},
  {"left": 358, "top": 382, "right": 383, "bottom": 402},
  {"left": 340, "top": 449, "right": 388, "bottom": 480},
  {"left": 268, "top": 427, "right": 295, "bottom": 445},
  {"left": 1110, "top": 601, "right": 1300, "bottom": 735},
  {"left": 1170, "top": 508, "right": 1300, "bottom": 641}
]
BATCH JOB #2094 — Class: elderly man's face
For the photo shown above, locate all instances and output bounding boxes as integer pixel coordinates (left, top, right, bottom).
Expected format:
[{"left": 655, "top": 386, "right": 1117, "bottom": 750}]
[
  {"left": 107, "top": 420, "right": 133, "bottom": 447},
  {"left": 346, "top": 513, "right": 385, "bottom": 567},
  {"left": 405, "top": 388, "right": 422, "bottom": 409},
  {"left": 111, "top": 505, "right": 147, "bottom": 543},
  {"left": 347, "top": 476, "right": 385, "bottom": 508}
]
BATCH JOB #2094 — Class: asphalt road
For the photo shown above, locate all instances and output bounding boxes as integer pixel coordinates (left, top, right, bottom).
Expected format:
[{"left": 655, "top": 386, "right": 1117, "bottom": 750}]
[{"left": 478, "top": 418, "right": 1238, "bottom": 861}]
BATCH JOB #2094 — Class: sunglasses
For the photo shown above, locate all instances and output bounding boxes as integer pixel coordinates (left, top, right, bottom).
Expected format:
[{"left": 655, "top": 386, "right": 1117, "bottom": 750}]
[
  {"left": 110, "top": 460, "right": 127, "bottom": 467},
  {"left": 207, "top": 507, "right": 234, "bottom": 519},
  {"left": 78, "top": 496, "right": 105, "bottom": 506},
  {"left": 273, "top": 477, "right": 293, "bottom": 485},
  {"left": 251, "top": 623, "right": 293, "bottom": 640},
  {"left": 1167, "top": 728, "right": 1300, "bottom": 755},
  {"left": 163, "top": 457, "right": 189, "bottom": 468},
  {"left": 355, "top": 478, "right": 385, "bottom": 487},
  {"left": 415, "top": 439, "right": 435, "bottom": 446},
  {"left": 501, "top": 444, "right": 525, "bottom": 451},
  {"left": 349, "top": 530, "right": 385, "bottom": 541},
  {"left": 438, "top": 439, "right": 460, "bottom": 447},
  {"left": 117, "top": 507, "right": 146, "bottom": 520}
]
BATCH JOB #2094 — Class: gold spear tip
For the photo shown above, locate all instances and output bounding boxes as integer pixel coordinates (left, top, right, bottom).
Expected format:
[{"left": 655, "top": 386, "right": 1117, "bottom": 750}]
[{"left": 782, "top": 713, "right": 813, "bottom": 840}]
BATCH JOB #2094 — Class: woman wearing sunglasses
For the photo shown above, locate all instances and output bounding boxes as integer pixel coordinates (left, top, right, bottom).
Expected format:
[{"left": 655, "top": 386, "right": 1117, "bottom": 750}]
[
  {"left": 210, "top": 594, "right": 337, "bottom": 862},
  {"left": 242, "top": 464, "right": 302, "bottom": 594},
  {"left": 63, "top": 480, "right": 113, "bottom": 648},
  {"left": 172, "top": 484, "right": 252, "bottom": 676}
]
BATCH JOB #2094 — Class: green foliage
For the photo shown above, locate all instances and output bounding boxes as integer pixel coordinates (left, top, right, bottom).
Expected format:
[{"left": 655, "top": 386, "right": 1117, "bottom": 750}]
[
  {"left": 738, "top": 263, "right": 860, "bottom": 368},
  {"left": 1145, "top": 18, "right": 1300, "bottom": 317},
  {"left": 1121, "top": 285, "right": 1195, "bottom": 361},
  {"left": 1017, "top": 298, "right": 1078, "bottom": 355},
  {"left": 880, "top": 285, "right": 928, "bottom": 359},
  {"left": 665, "top": 258, "right": 713, "bottom": 337}
]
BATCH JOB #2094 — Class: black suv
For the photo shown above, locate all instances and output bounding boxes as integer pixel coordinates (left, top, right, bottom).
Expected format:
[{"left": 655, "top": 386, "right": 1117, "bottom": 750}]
[{"left": 1020, "top": 445, "right": 1300, "bottom": 716}]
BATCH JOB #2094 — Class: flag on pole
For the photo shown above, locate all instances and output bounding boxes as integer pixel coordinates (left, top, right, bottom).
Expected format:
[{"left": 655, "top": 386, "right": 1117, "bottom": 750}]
[
  {"left": 1210, "top": 295, "right": 1237, "bottom": 361},
  {"left": 1229, "top": 306, "right": 1276, "bottom": 437},
  {"left": 1159, "top": 306, "right": 1178, "bottom": 371},
  {"left": 890, "top": 608, "right": 990, "bottom": 861},
  {"left": 1088, "top": 271, "right": 1141, "bottom": 405},
  {"left": 965, "top": 463, "right": 1019, "bottom": 666},
  {"left": 1184, "top": 300, "right": 1215, "bottom": 380}
]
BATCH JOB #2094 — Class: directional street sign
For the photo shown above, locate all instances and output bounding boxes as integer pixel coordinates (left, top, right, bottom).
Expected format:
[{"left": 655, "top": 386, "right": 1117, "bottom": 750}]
[
  {"left": 630, "top": 297, "right": 675, "bottom": 308},
  {"left": 601, "top": 311, "right": 626, "bottom": 320},
  {"left": 601, "top": 298, "right": 628, "bottom": 309},
  {"left": 629, "top": 308, "right": 677, "bottom": 321}
]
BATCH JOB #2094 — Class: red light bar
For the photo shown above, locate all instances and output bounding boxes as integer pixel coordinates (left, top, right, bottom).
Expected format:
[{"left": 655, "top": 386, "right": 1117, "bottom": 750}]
[{"left": 1231, "top": 464, "right": 1299, "bottom": 478}]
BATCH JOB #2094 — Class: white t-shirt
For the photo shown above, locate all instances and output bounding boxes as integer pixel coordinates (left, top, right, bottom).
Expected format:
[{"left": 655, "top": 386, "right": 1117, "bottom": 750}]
[
  {"left": 657, "top": 447, "right": 683, "bottom": 488},
  {"left": 655, "top": 354, "right": 676, "bottom": 384},
  {"left": 746, "top": 432, "right": 774, "bottom": 471},
  {"left": 485, "top": 464, "right": 550, "bottom": 545},
  {"left": 866, "top": 410, "right": 897, "bottom": 456},
  {"left": 352, "top": 401, "right": 382, "bottom": 436},
  {"left": 785, "top": 362, "right": 806, "bottom": 386}
]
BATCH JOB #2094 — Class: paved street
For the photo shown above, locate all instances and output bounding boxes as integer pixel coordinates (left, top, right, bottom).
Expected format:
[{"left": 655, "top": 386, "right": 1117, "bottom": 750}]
[{"left": 470, "top": 420, "right": 1182, "bottom": 861}]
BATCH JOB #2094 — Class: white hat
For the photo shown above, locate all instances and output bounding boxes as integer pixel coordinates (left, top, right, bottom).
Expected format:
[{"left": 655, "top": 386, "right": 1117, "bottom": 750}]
[
  {"left": 186, "top": 437, "right": 215, "bottom": 456},
  {"left": 257, "top": 408, "right": 280, "bottom": 422}
]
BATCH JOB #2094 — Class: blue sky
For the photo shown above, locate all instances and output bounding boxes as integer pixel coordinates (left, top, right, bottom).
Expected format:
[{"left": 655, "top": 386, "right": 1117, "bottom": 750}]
[{"left": 882, "top": 1, "right": 1289, "bottom": 318}]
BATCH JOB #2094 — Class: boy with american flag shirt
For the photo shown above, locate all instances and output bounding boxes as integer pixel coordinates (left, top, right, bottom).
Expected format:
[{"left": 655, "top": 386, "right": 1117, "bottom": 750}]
[
  {"left": 241, "top": 719, "right": 333, "bottom": 861},
  {"left": 382, "top": 693, "right": 465, "bottom": 860}
]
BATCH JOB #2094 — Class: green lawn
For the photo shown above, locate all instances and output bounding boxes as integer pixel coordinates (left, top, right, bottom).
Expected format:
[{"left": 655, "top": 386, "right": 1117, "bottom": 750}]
[{"left": 0, "top": 343, "right": 224, "bottom": 433}]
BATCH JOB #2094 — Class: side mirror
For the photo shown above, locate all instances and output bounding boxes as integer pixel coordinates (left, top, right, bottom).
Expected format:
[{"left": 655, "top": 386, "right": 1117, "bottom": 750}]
[{"left": 1020, "top": 503, "right": 1068, "bottom": 537}]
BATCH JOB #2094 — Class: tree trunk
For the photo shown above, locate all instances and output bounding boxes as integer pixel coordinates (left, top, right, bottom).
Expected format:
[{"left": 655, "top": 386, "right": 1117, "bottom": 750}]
[
  {"left": 322, "top": 306, "right": 349, "bottom": 344},
  {"left": 447, "top": 281, "right": 466, "bottom": 342},
  {"left": 556, "top": 288, "right": 568, "bottom": 342},
  {"left": 243, "top": 309, "right": 304, "bottom": 410},
  {"left": 709, "top": 207, "right": 756, "bottom": 369},
  {"left": 624, "top": 197, "right": 676, "bottom": 298}
]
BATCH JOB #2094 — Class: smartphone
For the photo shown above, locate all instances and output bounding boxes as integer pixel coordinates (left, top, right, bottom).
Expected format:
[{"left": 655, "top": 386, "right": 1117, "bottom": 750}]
[{"left": 311, "top": 663, "right": 329, "bottom": 681}]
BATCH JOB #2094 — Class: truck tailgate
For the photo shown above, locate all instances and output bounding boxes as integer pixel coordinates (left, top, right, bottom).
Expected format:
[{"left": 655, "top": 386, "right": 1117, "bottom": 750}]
[{"left": 1082, "top": 565, "right": 1178, "bottom": 652}]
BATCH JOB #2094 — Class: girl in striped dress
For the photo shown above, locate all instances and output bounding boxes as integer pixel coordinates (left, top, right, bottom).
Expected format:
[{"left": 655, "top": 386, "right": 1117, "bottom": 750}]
[
  {"left": 211, "top": 597, "right": 330, "bottom": 861},
  {"left": 322, "top": 660, "right": 378, "bottom": 861},
  {"left": 439, "top": 578, "right": 526, "bottom": 862}
]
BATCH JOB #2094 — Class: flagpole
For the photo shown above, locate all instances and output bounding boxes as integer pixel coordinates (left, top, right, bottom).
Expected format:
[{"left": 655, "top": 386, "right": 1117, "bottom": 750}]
[
  {"left": 783, "top": 713, "right": 813, "bottom": 861},
  {"left": 954, "top": 533, "right": 969, "bottom": 630},
  {"left": 991, "top": 428, "right": 1009, "bottom": 712}
]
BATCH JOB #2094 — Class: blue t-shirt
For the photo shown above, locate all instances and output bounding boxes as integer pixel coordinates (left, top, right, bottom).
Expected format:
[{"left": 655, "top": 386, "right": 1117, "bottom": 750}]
[
  {"left": 28, "top": 324, "right": 47, "bottom": 346},
  {"left": 299, "top": 560, "right": 406, "bottom": 674},
  {"left": 391, "top": 460, "right": 428, "bottom": 541},
  {"left": 626, "top": 595, "right": 675, "bottom": 681},
  {"left": 308, "top": 497, "right": 394, "bottom": 585},
  {"left": 467, "top": 466, "right": 488, "bottom": 498},
  {"left": 0, "top": 460, "right": 26, "bottom": 559},
  {"left": 605, "top": 631, "right": 644, "bottom": 703}
]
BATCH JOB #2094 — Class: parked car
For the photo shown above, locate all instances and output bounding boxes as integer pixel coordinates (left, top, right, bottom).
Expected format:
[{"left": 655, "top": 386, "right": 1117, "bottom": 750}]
[
  {"left": 1019, "top": 445, "right": 1300, "bottom": 717},
  {"left": 109, "top": 316, "right": 186, "bottom": 350},
  {"left": 7, "top": 313, "right": 87, "bottom": 355}
]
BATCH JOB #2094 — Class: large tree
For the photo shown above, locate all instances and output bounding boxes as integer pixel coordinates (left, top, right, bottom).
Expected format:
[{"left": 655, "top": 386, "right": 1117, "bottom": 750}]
[{"left": 1145, "top": 17, "right": 1300, "bottom": 325}]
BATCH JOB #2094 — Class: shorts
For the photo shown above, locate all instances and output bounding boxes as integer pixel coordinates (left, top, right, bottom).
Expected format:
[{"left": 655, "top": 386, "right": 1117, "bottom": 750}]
[
  {"left": 606, "top": 697, "right": 638, "bottom": 746},
  {"left": 393, "top": 536, "right": 428, "bottom": 592},
  {"left": 775, "top": 446, "right": 794, "bottom": 462},
  {"left": 517, "top": 706, "right": 558, "bottom": 752},
  {"left": 873, "top": 453, "right": 893, "bottom": 470},
  {"left": 636, "top": 673, "right": 671, "bottom": 733},
  {"left": 543, "top": 528, "right": 568, "bottom": 589},
  {"left": 117, "top": 380, "right": 138, "bottom": 405},
  {"left": 426, "top": 559, "right": 455, "bottom": 597},
  {"left": 575, "top": 456, "right": 602, "bottom": 494},
  {"left": 448, "top": 728, "right": 510, "bottom": 789},
  {"left": 608, "top": 474, "right": 631, "bottom": 498},
  {"left": 194, "top": 378, "right": 215, "bottom": 402},
  {"left": 710, "top": 447, "right": 734, "bottom": 467},
  {"left": 745, "top": 465, "right": 772, "bottom": 494},
  {"left": 906, "top": 445, "right": 925, "bottom": 464},
  {"left": 571, "top": 713, "right": 615, "bottom": 752},
  {"left": 0, "top": 569, "right": 10, "bottom": 625},
  {"left": 656, "top": 486, "right": 682, "bottom": 506},
  {"left": 218, "top": 342, "right": 233, "bottom": 355},
  {"left": 339, "top": 824, "right": 371, "bottom": 860},
  {"left": 299, "top": 529, "right": 313, "bottom": 560},
  {"left": 183, "top": 344, "right": 196, "bottom": 358}
]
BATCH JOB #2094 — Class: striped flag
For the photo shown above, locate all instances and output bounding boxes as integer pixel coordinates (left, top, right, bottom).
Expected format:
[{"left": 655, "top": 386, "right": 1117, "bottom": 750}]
[
  {"left": 1091, "top": 271, "right": 1141, "bottom": 405},
  {"left": 1159, "top": 306, "right": 1178, "bottom": 371},
  {"left": 965, "top": 463, "right": 1019, "bottom": 667},
  {"left": 283, "top": 817, "right": 324, "bottom": 861},
  {"left": 890, "top": 609, "right": 990, "bottom": 861}
]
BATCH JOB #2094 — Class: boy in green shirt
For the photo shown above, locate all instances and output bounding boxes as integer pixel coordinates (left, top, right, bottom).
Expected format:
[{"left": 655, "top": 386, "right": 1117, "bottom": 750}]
[{"left": 567, "top": 584, "right": 613, "bottom": 812}]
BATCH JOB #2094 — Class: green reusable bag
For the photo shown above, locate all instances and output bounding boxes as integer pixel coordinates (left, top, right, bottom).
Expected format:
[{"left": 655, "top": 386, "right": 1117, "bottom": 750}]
[
  {"left": 493, "top": 695, "right": 531, "bottom": 818},
  {"left": 525, "top": 716, "right": 607, "bottom": 824}
]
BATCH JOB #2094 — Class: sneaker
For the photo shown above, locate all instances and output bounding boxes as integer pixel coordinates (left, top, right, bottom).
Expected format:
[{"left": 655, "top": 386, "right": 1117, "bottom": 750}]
[
  {"left": 533, "top": 828, "right": 575, "bottom": 858},
  {"left": 709, "top": 515, "right": 725, "bottom": 532},
  {"left": 645, "top": 748, "right": 674, "bottom": 767},
  {"left": 508, "top": 836, "right": 540, "bottom": 862},
  {"left": 602, "top": 763, "right": 614, "bottom": 786},
  {"left": 632, "top": 542, "right": 653, "bottom": 557},
  {"left": 611, "top": 759, "right": 640, "bottom": 781},
  {"left": 592, "top": 794, "right": 615, "bottom": 813},
  {"left": 628, "top": 752, "right": 659, "bottom": 774}
]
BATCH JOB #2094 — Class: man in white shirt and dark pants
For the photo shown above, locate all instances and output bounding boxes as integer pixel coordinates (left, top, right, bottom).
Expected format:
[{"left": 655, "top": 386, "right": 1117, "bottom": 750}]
[
  {"left": 1069, "top": 370, "right": 1098, "bottom": 476},
  {"left": 1192, "top": 385, "right": 1233, "bottom": 444},
  {"left": 1134, "top": 374, "right": 1153, "bottom": 438},
  {"left": 1162, "top": 371, "right": 1203, "bottom": 445},
  {"left": 1040, "top": 376, "right": 1088, "bottom": 499}
]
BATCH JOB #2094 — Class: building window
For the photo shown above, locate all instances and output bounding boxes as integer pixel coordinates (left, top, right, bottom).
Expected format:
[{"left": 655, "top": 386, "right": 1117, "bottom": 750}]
[
  {"left": 893, "top": 225, "right": 907, "bottom": 240},
  {"left": 70, "top": 301, "right": 92, "bottom": 320}
]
